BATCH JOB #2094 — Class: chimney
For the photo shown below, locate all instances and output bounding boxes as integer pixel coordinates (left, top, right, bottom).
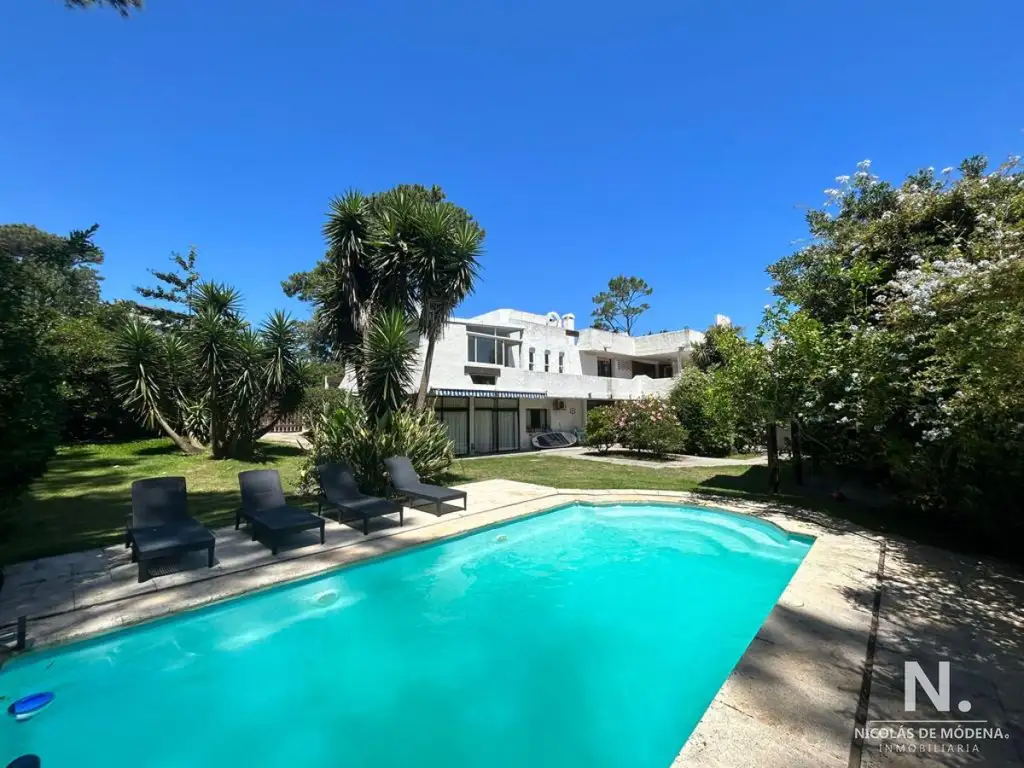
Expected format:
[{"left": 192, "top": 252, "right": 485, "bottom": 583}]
[
  {"left": 561, "top": 313, "right": 576, "bottom": 331},
  {"left": 546, "top": 311, "right": 561, "bottom": 327}
]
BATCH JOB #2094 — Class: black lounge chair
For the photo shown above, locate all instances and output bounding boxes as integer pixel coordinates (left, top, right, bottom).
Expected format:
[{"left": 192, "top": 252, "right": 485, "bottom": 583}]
[
  {"left": 236, "top": 469, "right": 325, "bottom": 555},
  {"left": 317, "top": 462, "right": 404, "bottom": 535},
  {"left": 126, "top": 477, "right": 215, "bottom": 583},
  {"left": 384, "top": 456, "right": 467, "bottom": 516}
]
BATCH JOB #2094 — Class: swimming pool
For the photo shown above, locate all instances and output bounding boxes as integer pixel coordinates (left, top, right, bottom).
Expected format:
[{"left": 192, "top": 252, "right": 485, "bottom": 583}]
[{"left": 0, "top": 502, "right": 812, "bottom": 768}]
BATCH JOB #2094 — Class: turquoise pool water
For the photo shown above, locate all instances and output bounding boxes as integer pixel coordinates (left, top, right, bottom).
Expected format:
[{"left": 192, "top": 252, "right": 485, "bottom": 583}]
[{"left": 0, "top": 503, "right": 812, "bottom": 768}]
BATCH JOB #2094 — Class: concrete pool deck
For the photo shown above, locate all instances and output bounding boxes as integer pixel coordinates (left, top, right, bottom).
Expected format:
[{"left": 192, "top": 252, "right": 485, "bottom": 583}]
[{"left": 2, "top": 479, "right": 1023, "bottom": 766}]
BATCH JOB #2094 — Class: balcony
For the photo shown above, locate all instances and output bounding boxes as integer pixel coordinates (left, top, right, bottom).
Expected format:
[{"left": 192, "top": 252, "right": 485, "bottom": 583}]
[{"left": 469, "top": 369, "right": 676, "bottom": 400}]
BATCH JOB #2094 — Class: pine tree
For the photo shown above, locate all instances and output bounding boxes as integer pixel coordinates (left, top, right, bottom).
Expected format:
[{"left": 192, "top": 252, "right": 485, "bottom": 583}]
[{"left": 133, "top": 247, "right": 200, "bottom": 325}]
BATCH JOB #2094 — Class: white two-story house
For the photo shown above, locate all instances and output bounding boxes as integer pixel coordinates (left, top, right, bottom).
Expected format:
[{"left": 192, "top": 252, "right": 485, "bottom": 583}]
[{"left": 412, "top": 308, "right": 728, "bottom": 456}]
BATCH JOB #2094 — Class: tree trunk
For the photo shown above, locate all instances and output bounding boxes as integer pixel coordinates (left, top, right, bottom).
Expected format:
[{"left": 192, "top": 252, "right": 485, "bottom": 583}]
[
  {"left": 791, "top": 419, "right": 804, "bottom": 485},
  {"left": 766, "top": 422, "right": 780, "bottom": 495},
  {"left": 415, "top": 336, "right": 437, "bottom": 410},
  {"left": 154, "top": 410, "right": 201, "bottom": 455}
]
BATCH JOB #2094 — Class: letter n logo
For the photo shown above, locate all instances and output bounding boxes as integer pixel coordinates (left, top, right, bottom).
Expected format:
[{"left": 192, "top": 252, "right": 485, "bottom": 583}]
[{"left": 904, "top": 661, "right": 950, "bottom": 712}]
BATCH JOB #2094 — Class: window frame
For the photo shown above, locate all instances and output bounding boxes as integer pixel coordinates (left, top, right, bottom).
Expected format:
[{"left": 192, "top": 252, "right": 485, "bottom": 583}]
[
  {"left": 526, "top": 408, "right": 550, "bottom": 431},
  {"left": 597, "top": 357, "right": 613, "bottom": 377}
]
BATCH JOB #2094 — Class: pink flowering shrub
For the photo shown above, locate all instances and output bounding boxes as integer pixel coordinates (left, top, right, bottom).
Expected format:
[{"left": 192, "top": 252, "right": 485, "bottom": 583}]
[{"left": 585, "top": 396, "right": 686, "bottom": 457}]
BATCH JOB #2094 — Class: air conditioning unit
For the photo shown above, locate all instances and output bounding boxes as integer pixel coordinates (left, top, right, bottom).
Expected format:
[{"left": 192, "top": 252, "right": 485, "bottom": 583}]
[{"left": 552, "top": 399, "right": 566, "bottom": 410}]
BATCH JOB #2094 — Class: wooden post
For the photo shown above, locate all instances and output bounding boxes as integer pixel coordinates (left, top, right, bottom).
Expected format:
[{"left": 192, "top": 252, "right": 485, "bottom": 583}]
[
  {"left": 766, "top": 422, "right": 780, "bottom": 495},
  {"left": 791, "top": 419, "right": 804, "bottom": 485}
]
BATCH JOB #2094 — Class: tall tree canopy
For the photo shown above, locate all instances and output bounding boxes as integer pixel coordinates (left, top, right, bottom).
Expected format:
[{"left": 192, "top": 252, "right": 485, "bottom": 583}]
[
  {"left": 0, "top": 224, "right": 106, "bottom": 511},
  {"left": 590, "top": 275, "right": 652, "bottom": 334},
  {"left": 284, "top": 184, "right": 485, "bottom": 408},
  {"left": 132, "top": 246, "right": 201, "bottom": 326},
  {"left": 764, "top": 155, "right": 1024, "bottom": 540}
]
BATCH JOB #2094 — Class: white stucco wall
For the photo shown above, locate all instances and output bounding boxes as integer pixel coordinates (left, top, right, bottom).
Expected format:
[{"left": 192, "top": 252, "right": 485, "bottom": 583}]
[
  {"left": 409, "top": 310, "right": 692, "bottom": 401},
  {"left": 336, "top": 306, "right": 718, "bottom": 453}
]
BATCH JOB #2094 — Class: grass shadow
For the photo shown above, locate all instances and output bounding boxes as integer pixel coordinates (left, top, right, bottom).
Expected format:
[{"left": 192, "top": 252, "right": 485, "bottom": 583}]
[{"left": 696, "top": 465, "right": 1022, "bottom": 565}]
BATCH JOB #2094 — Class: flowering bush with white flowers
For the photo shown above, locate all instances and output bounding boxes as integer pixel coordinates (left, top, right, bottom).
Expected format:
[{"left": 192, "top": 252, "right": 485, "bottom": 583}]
[{"left": 765, "top": 153, "right": 1024, "bottom": 543}]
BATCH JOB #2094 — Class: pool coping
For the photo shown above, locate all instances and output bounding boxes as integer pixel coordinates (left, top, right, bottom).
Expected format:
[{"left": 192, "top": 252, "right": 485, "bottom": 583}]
[{"left": 2, "top": 483, "right": 884, "bottom": 767}]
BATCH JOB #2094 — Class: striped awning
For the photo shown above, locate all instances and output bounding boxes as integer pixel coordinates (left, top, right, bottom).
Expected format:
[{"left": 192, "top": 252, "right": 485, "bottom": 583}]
[{"left": 431, "top": 389, "right": 547, "bottom": 400}]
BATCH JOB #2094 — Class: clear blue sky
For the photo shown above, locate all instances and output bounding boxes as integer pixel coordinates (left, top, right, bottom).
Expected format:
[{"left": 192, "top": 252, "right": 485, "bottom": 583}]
[{"left": 3, "top": 1, "right": 1022, "bottom": 334}]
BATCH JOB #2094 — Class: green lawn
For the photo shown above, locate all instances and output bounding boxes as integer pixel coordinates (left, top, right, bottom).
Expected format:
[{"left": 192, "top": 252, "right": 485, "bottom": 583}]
[
  {"left": 445, "top": 455, "right": 754, "bottom": 491},
  {"left": 2, "top": 439, "right": 907, "bottom": 567},
  {"left": 444, "top": 455, "right": 849, "bottom": 514},
  {"left": 1, "top": 439, "right": 307, "bottom": 565}
]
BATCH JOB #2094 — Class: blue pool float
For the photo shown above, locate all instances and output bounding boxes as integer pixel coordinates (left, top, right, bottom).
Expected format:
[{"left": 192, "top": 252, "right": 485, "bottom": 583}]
[
  {"left": 7, "top": 692, "right": 54, "bottom": 722},
  {"left": 7, "top": 756, "right": 42, "bottom": 768}
]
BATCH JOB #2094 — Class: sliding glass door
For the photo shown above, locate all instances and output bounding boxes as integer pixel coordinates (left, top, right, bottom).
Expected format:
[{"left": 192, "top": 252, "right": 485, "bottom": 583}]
[
  {"left": 472, "top": 398, "right": 520, "bottom": 454},
  {"left": 434, "top": 397, "right": 469, "bottom": 456}
]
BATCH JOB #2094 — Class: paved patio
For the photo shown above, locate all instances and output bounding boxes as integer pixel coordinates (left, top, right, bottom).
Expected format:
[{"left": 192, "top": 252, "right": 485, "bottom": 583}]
[{"left": 2, "top": 479, "right": 1023, "bottom": 766}]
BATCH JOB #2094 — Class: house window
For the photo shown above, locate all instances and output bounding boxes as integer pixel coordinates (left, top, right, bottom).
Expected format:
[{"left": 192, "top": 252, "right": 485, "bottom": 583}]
[
  {"left": 467, "top": 326, "right": 516, "bottom": 367},
  {"left": 468, "top": 337, "right": 498, "bottom": 365},
  {"left": 597, "top": 358, "right": 612, "bottom": 377},
  {"left": 468, "top": 336, "right": 512, "bottom": 366},
  {"left": 544, "top": 351, "right": 550, "bottom": 372},
  {"left": 470, "top": 374, "right": 496, "bottom": 385},
  {"left": 558, "top": 352, "right": 564, "bottom": 373},
  {"left": 528, "top": 347, "right": 535, "bottom": 371},
  {"left": 526, "top": 408, "right": 549, "bottom": 430}
]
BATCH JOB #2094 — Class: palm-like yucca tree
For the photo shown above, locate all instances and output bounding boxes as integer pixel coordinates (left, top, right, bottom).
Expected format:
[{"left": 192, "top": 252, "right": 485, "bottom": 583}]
[
  {"left": 313, "top": 184, "right": 484, "bottom": 410},
  {"left": 111, "top": 281, "right": 306, "bottom": 459},
  {"left": 111, "top": 318, "right": 200, "bottom": 454},
  {"left": 410, "top": 202, "right": 483, "bottom": 408},
  {"left": 318, "top": 191, "right": 375, "bottom": 366},
  {"left": 360, "top": 307, "right": 417, "bottom": 423},
  {"left": 689, "top": 339, "right": 719, "bottom": 371}
]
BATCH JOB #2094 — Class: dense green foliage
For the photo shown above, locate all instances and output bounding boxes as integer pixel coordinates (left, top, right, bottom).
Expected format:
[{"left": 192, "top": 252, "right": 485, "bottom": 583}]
[
  {"left": 0, "top": 249, "right": 60, "bottom": 512},
  {"left": 51, "top": 305, "right": 147, "bottom": 441},
  {"left": 0, "top": 224, "right": 112, "bottom": 510},
  {"left": 590, "top": 275, "right": 652, "bottom": 334},
  {"left": 284, "top": 184, "right": 484, "bottom": 408},
  {"left": 765, "top": 155, "right": 1024, "bottom": 538},
  {"left": 111, "top": 282, "right": 307, "bottom": 459},
  {"left": 584, "top": 397, "right": 686, "bottom": 457},
  {"left": 668, "top": 368, "right": 737, "bottom": 456},
  {"left": 583, "top": 406, "right": 618, "bottom": 453},
  {"left": 668, "top": 325, "right": 767, "bottom": 456}
]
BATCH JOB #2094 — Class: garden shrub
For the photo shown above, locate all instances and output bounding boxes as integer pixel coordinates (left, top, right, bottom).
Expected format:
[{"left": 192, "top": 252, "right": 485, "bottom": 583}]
[
  {"left": 301, "top": 394, "right": 454, "bottom": 496},
  {"left": 583, "top": 397, "right": 687, "bottom": 458},
  {"left": 668, "top": 367, "right": 737, "bottom": 457},
  {"left": 584, "top": 406, "right": 618, "bottom": 454},
  {"left": 616, "top": 396, "right": 687, "bottom": 457}
]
